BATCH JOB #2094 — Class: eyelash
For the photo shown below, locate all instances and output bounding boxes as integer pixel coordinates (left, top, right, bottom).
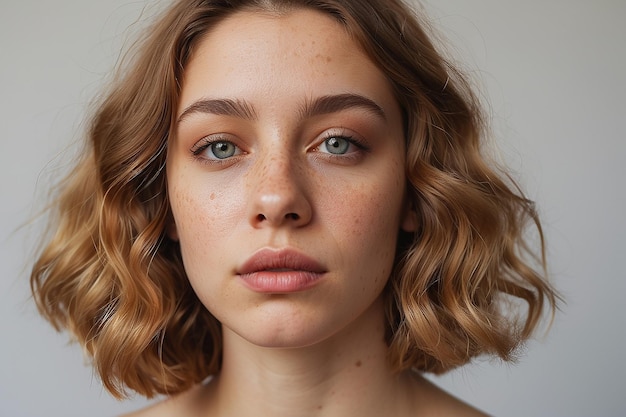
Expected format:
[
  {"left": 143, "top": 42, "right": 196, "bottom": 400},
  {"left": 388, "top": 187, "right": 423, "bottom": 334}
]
[
  {"left": 190, "top": 135, "right": 243, "bottom": 165},
  {"left": 319, "top": 131, "right": 369, "bottom": 151},
  {"left": 314, "top": 131, "right": 370, "bottom": 163}
]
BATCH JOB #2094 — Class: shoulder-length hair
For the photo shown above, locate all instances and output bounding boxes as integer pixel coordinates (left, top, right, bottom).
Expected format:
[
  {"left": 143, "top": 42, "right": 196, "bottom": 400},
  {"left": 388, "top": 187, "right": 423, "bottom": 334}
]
[{"left": 31, "top": 0, "right": 558, "bottom": 399}]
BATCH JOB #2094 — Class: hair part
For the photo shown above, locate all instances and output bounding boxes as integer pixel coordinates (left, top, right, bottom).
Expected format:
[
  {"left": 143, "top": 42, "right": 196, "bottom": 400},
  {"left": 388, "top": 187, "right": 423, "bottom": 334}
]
[{"left": 31, "top": 0, "right": 559, "bottom": 399}]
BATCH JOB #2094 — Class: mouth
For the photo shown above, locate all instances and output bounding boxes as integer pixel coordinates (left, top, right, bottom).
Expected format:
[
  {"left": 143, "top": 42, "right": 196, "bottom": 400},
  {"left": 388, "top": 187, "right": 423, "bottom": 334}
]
[{"left": 237, "top": 248, "right": 327, "bottom": 293}]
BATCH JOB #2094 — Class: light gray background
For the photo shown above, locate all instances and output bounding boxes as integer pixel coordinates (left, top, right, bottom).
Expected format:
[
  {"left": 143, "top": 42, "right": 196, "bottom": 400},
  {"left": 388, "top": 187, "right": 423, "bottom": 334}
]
[{"left": 1, "top": 1, "right": 624, "bottom": 416}]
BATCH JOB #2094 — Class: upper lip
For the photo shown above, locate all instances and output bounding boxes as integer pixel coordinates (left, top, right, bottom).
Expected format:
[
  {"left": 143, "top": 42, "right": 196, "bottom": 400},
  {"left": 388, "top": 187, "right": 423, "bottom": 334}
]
[{"left": 237, "top": 248, "right": 327, "bottom": 275}]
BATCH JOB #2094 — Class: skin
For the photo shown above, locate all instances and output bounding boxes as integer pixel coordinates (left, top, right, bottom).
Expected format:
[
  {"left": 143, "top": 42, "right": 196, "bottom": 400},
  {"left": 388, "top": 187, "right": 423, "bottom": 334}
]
[{"left": 125, "top": 7, "right": 487, "bottom": 417}]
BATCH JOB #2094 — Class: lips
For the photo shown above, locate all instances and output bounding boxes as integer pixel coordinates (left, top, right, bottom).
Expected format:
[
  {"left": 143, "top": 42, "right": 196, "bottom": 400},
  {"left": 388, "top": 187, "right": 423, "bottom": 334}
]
[{"left": 237, "top": 248, "right": 327, "bottom": 293}]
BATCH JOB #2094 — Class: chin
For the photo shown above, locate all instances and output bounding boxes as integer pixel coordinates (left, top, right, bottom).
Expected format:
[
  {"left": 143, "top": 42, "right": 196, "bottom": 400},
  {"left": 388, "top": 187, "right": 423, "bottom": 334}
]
[{"left": 225, "top": 310, "right": 338, "bottom": 350}]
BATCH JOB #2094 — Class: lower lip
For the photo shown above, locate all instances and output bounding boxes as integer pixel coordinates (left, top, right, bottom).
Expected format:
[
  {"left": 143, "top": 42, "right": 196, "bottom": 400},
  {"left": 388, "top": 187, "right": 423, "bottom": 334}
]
[{"left": 238, "top": 271, "right": 324, "bottom": 293}]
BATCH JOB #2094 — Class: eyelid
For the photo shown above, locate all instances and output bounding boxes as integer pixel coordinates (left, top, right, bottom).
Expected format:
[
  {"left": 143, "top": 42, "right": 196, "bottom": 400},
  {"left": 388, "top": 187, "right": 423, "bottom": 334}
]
[
  {"left": 307, "top": 128, "right": 371, "bottom": 166},
  {"left": 191, "top": 133, "right": 228, "bottom": 154},
  {"left": 190, "top": 133, "right": 245, "bottom": 164},
  {"left": 315, "top": 128, "right": 370, "bottom": 153}
]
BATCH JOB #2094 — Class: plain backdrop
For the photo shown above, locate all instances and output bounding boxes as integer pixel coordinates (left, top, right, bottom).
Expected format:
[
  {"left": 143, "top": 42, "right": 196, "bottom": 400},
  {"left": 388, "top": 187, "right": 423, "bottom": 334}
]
[{"left": 1, "top": 0, "right": 624, "bottom": 416}]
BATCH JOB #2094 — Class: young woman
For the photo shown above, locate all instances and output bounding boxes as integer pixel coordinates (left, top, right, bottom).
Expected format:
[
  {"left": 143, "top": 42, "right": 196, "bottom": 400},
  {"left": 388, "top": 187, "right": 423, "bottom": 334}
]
[{"left": 31, "top": 0, "right": 558, "bottom": 415}]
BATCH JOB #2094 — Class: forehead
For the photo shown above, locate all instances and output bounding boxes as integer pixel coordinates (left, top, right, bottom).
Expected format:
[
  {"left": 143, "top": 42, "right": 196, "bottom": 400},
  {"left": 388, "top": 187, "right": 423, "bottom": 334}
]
[
  {"left": 189, "top": 7, "right": 354, "bottom": 66},
  {"left": 177, "top": 8, "right": 398, "bottom": 119}
]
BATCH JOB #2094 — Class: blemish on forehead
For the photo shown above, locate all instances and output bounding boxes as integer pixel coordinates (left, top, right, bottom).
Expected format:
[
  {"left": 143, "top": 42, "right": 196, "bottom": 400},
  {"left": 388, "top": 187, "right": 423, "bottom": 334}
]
[{"left": 313, "top": 52, "right": 332, "bottom": 63}]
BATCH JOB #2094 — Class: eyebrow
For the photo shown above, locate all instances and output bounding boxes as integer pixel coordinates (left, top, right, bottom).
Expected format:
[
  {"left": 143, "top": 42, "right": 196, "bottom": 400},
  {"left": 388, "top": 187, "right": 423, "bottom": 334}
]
[
  {"left": 300, "top": 93, "right": 386, "bottom": 121},
  {"left": 177, "top": 93, "right": 386, "bottom": 124},
  {"left": 177, "top": 98, "right": 258, "bottom": 123}
]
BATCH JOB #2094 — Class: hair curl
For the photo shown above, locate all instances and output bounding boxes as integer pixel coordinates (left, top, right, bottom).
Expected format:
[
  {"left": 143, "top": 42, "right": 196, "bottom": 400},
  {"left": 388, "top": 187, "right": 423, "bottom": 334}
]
[{"left": 31, "top": 0, "right": 558, "bottom": 399}]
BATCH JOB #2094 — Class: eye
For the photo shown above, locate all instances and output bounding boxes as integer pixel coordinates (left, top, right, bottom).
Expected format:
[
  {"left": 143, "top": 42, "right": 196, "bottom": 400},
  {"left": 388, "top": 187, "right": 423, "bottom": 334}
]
[
  {"left": 191, "top": 137, "right": 242, "bottom": 161},
  {"left": 208, "top": 141, "right": 238, "bottom": 159},
  {"left": 314, "top": 130, "right": 369, "bottom": 160},
  {"left": 320, "top": 136, "right": 351, "bottom": 155}
]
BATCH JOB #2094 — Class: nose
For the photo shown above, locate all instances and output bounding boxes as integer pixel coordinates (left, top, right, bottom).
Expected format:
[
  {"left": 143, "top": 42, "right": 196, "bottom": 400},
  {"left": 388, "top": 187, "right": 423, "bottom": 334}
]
[{"left": 247, "top": 151, "right": 312, "bottom": 229}]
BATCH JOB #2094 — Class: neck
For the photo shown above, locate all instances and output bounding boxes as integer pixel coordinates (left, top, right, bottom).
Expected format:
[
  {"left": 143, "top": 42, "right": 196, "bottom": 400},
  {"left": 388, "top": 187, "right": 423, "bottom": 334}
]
[{"left": 203, "top": 298, "right": 414, "bottom": 417}]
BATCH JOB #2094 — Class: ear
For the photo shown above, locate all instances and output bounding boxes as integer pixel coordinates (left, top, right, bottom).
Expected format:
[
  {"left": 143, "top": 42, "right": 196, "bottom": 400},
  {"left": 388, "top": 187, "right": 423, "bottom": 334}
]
[{"left": 400, "top": 199, "right": 418, "bottom": 232}]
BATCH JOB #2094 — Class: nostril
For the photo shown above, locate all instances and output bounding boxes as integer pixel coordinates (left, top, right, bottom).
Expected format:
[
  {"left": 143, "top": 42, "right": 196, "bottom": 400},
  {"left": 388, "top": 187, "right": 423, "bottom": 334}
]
[
  {"left": 255, "top": 213, "right": 300, "bottom": 222},
  {"left": 286, "top": 213, "right": 300, "bottom": 220}
]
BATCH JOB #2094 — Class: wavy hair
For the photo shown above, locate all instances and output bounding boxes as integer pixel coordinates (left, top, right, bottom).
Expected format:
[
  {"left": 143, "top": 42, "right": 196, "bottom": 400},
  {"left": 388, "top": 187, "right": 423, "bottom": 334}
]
[{"left": 31, "top": 0, "right": 558, "bottom": 399}]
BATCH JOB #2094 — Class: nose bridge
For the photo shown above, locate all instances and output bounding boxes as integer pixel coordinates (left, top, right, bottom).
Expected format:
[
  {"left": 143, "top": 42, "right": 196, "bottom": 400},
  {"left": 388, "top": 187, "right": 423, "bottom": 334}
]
[
  {"left": 247, "top": 141, "right": 311, "bottom": 227},
  {"left": 252, "top": 139, "right": 298, "bottom": 192}
]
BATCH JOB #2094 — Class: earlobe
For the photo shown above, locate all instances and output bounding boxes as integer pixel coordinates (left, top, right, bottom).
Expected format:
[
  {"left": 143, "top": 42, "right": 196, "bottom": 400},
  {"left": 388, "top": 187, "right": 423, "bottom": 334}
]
[
  {"left": 166, "top": 222, "right": 179, "bottom": 241},
  {"left": 400, "top": 202, "right": 418, "bottom": 232},
  {"left": 401, "top": 211, "right": 418, "bottom": 232}
]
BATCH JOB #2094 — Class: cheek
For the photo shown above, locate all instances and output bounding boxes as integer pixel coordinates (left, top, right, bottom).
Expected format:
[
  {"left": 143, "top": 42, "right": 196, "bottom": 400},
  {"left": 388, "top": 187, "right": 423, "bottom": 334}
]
[
  {"left": 331, "top": 189, "right": 390, "bottom": 239},
  {"left": 338, "top": 162, "right": 404, "bottom": 234},
  {"left": 321, "top": 164, "right": 405, "bottom": 265},
  {"left": 168, "top": 177, "right": 240, "bottom": 262}
]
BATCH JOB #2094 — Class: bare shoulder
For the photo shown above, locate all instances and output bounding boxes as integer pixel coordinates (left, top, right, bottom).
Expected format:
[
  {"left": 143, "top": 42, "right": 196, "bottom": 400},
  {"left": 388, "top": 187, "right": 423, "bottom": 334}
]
[
  {"left": 408, "top": 373, "right": 491, "bottom": 417},
  {"left": 119, "top": 384, "right": 208, "bottom": 417}
]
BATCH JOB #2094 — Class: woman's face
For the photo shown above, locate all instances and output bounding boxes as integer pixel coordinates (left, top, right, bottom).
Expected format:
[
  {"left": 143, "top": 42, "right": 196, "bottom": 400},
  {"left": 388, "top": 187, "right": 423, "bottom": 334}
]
[{"left": 168, "top": 8, "right": 414, "bottom": 348}]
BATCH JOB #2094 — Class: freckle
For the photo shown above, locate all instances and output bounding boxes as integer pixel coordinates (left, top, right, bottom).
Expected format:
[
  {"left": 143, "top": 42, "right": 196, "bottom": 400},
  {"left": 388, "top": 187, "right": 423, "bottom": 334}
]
[
  {"left": 355, "top": 360, "right": 362, "bottom": 367},
  {"left": 317, "top": 405, "right": 323, "bottom": 410},
  {"left": 210, "top": 193, "right": 215, "bottom": 200},
  {"left": 326, "top": 56, "right": 331, "bottom": 63}
]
